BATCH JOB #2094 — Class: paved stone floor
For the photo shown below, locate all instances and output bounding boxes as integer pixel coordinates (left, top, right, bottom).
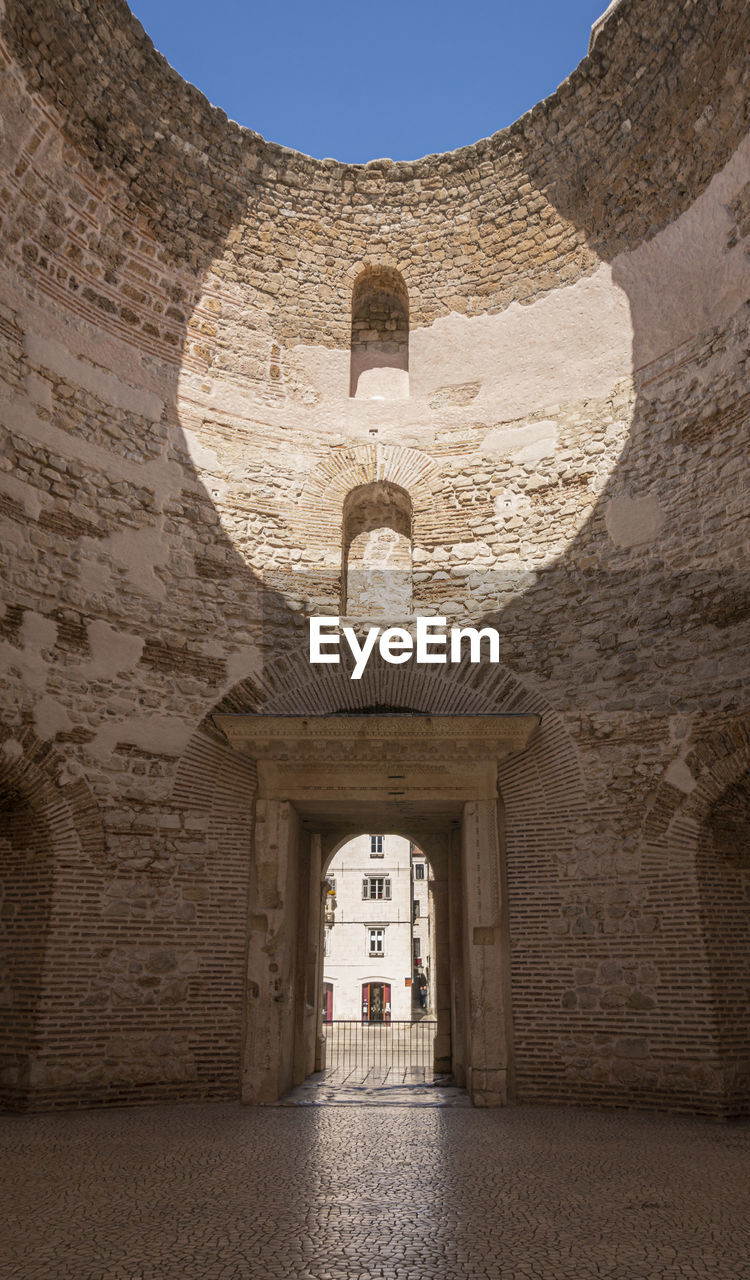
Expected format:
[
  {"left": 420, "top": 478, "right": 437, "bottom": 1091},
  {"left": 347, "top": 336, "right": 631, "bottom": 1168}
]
[
  {"left": 1, "top": 1103, "right": 749, "bottom": 1279},
  {"left": 279, "top": 1072, "right": 471, "bottom": 1106}
]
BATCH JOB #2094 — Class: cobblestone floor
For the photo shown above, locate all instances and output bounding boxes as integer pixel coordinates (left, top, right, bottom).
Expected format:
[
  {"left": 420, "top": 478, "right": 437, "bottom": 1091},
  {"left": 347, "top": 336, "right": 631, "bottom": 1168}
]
[
  {"left": 1, "top": 1102, "right": 749, "bottom": 1279},
  {"left": 280, "top": 1072, "right": 471, "bottom": 1105}
]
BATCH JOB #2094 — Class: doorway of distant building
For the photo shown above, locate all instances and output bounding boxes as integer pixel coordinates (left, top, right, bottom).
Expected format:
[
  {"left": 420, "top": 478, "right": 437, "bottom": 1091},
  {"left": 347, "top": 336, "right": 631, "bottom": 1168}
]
[
  {"left": 362, "top": 981, "right": 390, "bottom": 1024},
  {"left": 323, "top": 982, "right": 333, "bottom": 1024}
]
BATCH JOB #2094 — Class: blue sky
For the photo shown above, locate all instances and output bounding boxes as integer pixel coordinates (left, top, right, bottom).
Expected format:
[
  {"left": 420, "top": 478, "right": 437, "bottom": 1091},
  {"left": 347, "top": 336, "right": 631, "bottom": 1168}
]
[{"left": 129, "top": 1, "right": 609, "bottom": 164}]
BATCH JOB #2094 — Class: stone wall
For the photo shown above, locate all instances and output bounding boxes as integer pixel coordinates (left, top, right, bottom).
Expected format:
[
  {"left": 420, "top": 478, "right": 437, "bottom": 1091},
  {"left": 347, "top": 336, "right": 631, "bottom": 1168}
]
[{"left": 0, "top": 0, "right": 748, "bottom": 1111}]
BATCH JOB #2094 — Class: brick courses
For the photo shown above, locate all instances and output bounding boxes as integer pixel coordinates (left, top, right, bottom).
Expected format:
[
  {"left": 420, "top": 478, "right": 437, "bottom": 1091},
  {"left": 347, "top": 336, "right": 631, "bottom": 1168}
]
[{"left": 0, "top": 0, "right": 748, "bottom": 1112}]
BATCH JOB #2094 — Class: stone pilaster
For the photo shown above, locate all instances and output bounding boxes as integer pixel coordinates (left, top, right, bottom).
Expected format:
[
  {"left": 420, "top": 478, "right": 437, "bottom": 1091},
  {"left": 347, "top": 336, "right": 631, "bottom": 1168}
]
[
  {"left": 242, "top": 798, "right": 301, "bottom": 1104},
  {"left": 461, "top": 799, "right": 513, "bottom": 1106},
  {"left": 430, "top": 877, "right": 452, "bottom": 1073}
]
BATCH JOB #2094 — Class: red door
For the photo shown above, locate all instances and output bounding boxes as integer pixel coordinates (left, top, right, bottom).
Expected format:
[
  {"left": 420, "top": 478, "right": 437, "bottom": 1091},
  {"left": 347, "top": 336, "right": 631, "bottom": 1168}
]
[{"left": 323, "top": 983, "right": 333, "bottom": 1023}]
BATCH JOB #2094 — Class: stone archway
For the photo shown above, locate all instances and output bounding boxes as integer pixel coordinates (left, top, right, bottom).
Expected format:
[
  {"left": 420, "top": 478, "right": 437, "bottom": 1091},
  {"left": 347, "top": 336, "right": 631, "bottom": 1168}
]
[
  {"left": 0, "top": 727, "right": 105, "bottom": 1109},
  {"left": 214, "top": 712, "right": 538, "bottom": 1106},
  {"left": 641, "top": 718, "right": 750, "bottom": 1115},
  {"left": 288, "top": 441, "right": 444, "bottom": 588},
  {"left": 172, "top": 653, "right": 587, "bottom": 1107}
]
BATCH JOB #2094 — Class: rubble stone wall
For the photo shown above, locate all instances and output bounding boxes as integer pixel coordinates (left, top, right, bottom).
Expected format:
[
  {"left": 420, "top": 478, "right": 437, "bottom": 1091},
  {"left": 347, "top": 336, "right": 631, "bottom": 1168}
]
[{"left": 0, "top": 0, "right": 748, "bottom": 1110}]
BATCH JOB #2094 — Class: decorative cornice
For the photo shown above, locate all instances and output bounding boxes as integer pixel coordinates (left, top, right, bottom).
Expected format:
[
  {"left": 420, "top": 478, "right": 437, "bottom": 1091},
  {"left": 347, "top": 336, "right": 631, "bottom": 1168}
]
[{"left": 213, "top": 713, "right": 540, "bottom": 764}]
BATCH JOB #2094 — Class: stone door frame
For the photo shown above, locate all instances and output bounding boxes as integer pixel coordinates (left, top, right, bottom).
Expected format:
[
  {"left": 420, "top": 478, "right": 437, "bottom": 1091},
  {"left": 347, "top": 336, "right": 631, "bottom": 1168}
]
[{"left": 214, "top": 712, "right": 539, "bottom": 1107}]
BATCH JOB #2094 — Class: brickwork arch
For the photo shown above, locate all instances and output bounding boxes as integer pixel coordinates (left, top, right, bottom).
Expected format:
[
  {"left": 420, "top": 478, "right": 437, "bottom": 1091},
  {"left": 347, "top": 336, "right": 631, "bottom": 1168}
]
[
  {"left": 171, "top": 654, "right": 588, "bottom": 1104},
  {"left": 637, "top": 717, "right": 750, "bottom": 1115},
  {"left": 342, "top": 479, "right": 413, "bottom": 615},
  {"left": 290, "top": 442, "right": 446, "bottom": 566},
  {"left": 172, "top": 649, "right": 588, "bottom": 964},
  {"left": 0, "top": 726, "right": 104, "bottom": 863},
  {"left": 0, "top": 726, "right": 104, "bottom": 1108},
  {"left": 642, "top": 717, "right": 750, "bottom": 845},
  {"left": 174, "top": 650, "right": 587, "bottom": 828}
]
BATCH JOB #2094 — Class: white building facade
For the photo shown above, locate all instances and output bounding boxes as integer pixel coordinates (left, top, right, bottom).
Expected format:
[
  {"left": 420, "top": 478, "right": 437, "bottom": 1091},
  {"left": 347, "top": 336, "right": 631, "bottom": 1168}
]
[{"left": 323, "top": 834, "right": 434, "bottom": 1022}]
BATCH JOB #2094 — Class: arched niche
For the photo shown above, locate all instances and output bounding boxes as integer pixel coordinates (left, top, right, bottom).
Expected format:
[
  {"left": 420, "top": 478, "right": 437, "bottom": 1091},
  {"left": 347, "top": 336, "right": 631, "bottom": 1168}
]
[
  {"left": 0, "top": 787, "right": 56, "bottom": 1108},
  {"left": 350, "top": 267, "right": 409, "bottom": 400},
  {"left": 341, "top": 479, "right": 412, "bottom": 617},
  {"left": 0, "top": 729, "right": 104, "bottom": 1109},
  {"left": 640, "top": 719, "right": 750, "bottom": 1115}
]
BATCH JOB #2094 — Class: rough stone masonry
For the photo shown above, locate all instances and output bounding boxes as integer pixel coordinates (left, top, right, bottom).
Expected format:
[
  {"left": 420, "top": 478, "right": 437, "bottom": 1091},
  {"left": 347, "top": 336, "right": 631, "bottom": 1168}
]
[{"left": 0, "top": 0, "right": 748, "bottom": 1113}]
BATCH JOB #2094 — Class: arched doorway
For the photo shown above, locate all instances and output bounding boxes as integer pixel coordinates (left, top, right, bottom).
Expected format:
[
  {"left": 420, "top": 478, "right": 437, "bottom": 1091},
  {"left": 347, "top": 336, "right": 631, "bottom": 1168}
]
[
  {"left": 0, "top": 729, "right": 105, "bottom": 1111},
  {"left": 641, "top": 721, "right": 750, "bottom": 1116},
  {"left": 697, "top": 771, "right": 750, "bottom": 1115}
]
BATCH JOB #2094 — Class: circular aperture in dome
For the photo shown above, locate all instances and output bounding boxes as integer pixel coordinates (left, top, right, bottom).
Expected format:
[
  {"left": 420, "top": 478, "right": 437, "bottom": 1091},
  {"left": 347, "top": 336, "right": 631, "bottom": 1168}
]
[{"left": 129, "top": 0, "right": 611, "bottom": 164}]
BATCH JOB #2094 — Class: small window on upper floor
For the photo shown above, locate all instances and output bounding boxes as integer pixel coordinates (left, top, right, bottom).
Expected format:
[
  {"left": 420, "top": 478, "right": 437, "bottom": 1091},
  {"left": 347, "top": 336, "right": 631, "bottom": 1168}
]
[
  {"left": 363, "top": 876, "right": 391, "bottom": 900},
  {"left": 370, "top": 835, "right": 384, "bottom": 856},
  {"left": 350, "top": 266, "right": 409, "bottom": 400},
  {"left": 414, "top": 862, "right": 425, "bottom": 880}
]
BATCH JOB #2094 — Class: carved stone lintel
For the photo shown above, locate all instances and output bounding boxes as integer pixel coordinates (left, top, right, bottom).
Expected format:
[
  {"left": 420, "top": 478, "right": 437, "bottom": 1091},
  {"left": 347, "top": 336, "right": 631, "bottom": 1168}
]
[{"left": 214, "top": 712, "right": 539, "bottom": 766}]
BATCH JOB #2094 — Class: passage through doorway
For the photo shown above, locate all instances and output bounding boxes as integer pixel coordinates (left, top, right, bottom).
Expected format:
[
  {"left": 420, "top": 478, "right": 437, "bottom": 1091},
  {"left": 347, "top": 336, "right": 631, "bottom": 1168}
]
[
  {"left": 213, "top": 712, "right": 538, "bottom": 1107},
  {"left": 318, "top": 832, "right": 440, "bottom": 1094}
]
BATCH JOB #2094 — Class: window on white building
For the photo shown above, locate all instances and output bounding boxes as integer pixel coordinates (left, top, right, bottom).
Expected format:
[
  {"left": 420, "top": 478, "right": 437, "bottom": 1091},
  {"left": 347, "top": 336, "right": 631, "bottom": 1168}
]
[
  {"left": 363, "top": 877, "right": 391, "bottom": 900},
  {"left": 368, "top": 927, "right": 385, "bottom": 956},
  {"left": 413, "top": 936, "right": 421, "bottom": 960},
  {"left": 414, "top": 862, "right": 425, "bottom": 879},
  {"left": 370, "top": 835, "right": 384, "bottom": 856},
  {"left": 324, "top": 926, "right": 332, "bottom": 956},
  {"left": 413, "top": 899, "right": 420, "bottom": 920}
]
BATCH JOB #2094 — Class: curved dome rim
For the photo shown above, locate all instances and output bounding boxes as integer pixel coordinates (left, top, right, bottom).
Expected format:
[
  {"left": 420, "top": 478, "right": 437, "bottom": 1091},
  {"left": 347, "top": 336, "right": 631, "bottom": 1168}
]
[{"left": 117, "top": 0, "right": 623, "bottom": 174}]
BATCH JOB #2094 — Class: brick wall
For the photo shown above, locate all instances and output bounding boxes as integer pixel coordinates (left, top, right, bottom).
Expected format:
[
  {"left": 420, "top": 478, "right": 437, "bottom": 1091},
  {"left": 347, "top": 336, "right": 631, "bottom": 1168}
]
[{"left": 0, "top": 0, "right": 748, "bottom": 1111}]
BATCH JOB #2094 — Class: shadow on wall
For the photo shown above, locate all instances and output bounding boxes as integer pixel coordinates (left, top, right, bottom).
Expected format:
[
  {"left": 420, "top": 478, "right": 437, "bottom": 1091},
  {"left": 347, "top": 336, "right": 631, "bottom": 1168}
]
[
  {"left": 699, "top": 772, "right": 750, "bottom": 1116},
  {"left": 0, "top": 0, "right": 748, "bottom": 1110},
  {"left": 3, "top": 0, "right": 747, "bottom": 724},
  {"left": 0, "top": 729, "right": 107, "bottom": 1106}
]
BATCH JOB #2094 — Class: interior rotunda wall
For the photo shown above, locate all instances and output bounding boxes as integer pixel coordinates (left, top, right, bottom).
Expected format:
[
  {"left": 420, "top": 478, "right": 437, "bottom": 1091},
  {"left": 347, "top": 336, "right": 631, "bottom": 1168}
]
[{"left": 0, "top": 0, "right": 748, "bottom": 1111}]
